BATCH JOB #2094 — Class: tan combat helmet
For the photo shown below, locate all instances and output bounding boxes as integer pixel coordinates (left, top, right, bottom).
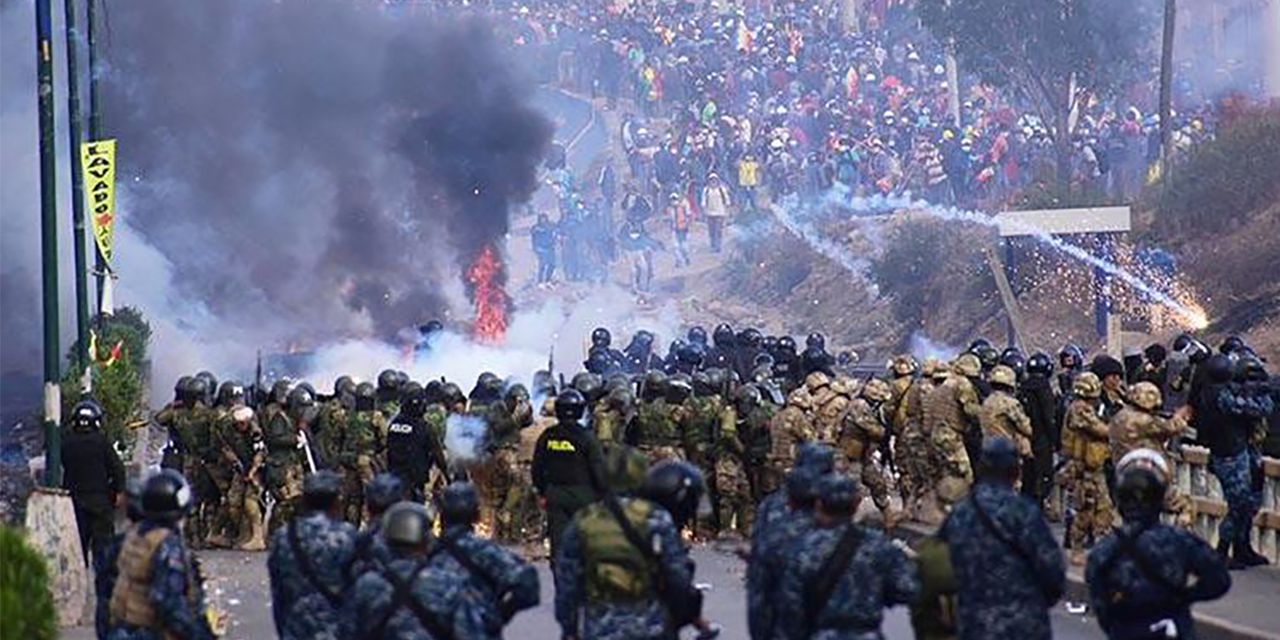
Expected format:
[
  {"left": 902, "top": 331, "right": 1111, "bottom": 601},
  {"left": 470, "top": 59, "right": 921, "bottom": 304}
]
[
  {"left": 989, "top": 365, "right": 1017, "bottom": 389},
  {"left": 1072, "top": 372, "right": 1102, "bottom": 399},
  {"left": 861, "top": 378, "right": 893, "bottom": 403},
  {"left": 1128, "top": 382, "right": 1162, "bottom": 412},
  {"left": 805, "top": 371, "right": 831, "bottom": 392},
  {"left": 954, "top": 353, "right": 981, "bottom": 378},
  {"left": 890, "top": 355, "right": 918, "bottom": 378}
]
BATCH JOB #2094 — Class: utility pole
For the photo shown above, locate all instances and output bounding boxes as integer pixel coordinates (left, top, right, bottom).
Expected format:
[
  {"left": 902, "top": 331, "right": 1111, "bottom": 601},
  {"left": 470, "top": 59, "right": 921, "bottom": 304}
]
[
  {"left": 64, "top": 0, "right": 92, "bottom": 390},
  {"left": 1158, "top": 0, "right": 1176, "bottom": 176},
  {"left": 87, "top": 0, "right": 109, "bottom": 321},
  {"left": 36, "top": 0, "right": 63, "bottom": 487}
]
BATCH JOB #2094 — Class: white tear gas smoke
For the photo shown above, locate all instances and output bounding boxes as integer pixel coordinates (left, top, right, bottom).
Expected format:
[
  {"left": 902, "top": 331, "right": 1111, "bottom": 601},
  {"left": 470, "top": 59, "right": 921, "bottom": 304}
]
[
  {"left": 298, "top": 284, "right": 684, "bottom": 400},
  {"left": 770, "top": 185, "right": 1208, "bottom": 329},
  {"left": 444, "top": 413, "right": 488, "bottom": 462},
  {"left": 907, "top": 331, "right": 960, "bottom": 361}
]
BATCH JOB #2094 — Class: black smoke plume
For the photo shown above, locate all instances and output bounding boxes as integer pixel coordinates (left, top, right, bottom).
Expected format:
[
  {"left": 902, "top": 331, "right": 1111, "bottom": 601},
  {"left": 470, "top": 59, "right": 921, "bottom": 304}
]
[{"left": 100, "top": 0, "right": 550, "bottom": 347}]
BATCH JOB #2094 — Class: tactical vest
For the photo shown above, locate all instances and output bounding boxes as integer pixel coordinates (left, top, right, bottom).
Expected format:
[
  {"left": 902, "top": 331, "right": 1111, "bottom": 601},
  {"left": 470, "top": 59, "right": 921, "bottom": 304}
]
[
  {"left": 109, "top": 527, "right": 175, "bottom": 632},
  {"left": 577, "top": 499, "right": 656, "bottom": 604}
]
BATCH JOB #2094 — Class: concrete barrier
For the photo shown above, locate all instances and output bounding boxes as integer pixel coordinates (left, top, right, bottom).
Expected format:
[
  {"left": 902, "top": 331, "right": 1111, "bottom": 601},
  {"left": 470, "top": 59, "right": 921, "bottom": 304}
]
[{"left": 24, "top": 487, "right": 89, "bottom": 628}]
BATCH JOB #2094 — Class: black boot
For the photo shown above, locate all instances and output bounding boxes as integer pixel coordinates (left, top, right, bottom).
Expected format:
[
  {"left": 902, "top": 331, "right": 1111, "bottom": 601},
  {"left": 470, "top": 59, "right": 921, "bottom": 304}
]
[
  {"left": 1234, "top": 539, "right": 1271, "bottom": 567},
  {"left": 1216, "top": 539, "right": 1231, "bottom": 562},
  {"left": 1226, "top": 540, "right": 1251, "bottom": 571}
]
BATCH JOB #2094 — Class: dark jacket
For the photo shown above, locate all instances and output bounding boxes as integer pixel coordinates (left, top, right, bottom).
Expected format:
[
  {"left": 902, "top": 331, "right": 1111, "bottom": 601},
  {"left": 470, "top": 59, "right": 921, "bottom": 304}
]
[
  {"left": 1018, "top": 374, "right": 1059, "bottom": 454},
  {"left": 61, "top": 428, "right": 125, "bottom": 504}
]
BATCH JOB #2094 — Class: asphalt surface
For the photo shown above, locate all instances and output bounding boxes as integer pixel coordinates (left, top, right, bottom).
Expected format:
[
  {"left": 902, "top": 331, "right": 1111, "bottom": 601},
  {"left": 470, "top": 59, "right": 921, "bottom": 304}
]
[{"left": 67, "top": 546, "right": 1109, "bottom": 640}]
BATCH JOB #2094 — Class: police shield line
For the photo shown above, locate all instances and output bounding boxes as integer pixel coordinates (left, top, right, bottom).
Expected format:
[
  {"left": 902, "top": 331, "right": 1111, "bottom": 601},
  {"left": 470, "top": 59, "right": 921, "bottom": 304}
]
[{"left": 69, "top": 326, "right": 1276, "bottom": 640}]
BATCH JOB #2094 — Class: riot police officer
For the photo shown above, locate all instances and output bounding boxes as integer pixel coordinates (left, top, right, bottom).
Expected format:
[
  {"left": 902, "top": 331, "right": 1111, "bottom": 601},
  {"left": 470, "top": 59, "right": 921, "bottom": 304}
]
[
  {"left": 532, "top": 389, "right": 606, "bottom": 562},
  {"left": 267, "top": 471, "right": 356, "bottom": 640},
  {"left": 62, "top": 399, "right": 125, "bottom": 566},
  {"left": 385, "top": 383, "right": 447, "bottom": 503}
]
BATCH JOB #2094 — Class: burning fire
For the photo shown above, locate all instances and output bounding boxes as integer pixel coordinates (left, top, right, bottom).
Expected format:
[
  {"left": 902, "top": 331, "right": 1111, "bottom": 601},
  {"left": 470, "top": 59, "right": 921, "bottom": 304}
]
[{"left": 466, "top": 244, "right": 508, "bottom": 344}]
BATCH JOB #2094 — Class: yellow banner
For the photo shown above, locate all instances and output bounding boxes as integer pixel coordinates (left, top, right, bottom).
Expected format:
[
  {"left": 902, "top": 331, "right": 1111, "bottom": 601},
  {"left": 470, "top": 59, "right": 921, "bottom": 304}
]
[{"left": 81, "top": 139, "right": 117, "bottom": 263}]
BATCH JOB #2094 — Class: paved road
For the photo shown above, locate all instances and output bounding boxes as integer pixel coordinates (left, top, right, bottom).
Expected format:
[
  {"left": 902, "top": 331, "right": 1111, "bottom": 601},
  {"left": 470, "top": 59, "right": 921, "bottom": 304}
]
[{"left": 68, "top": 546, "right": 1107, "bottom": 640}]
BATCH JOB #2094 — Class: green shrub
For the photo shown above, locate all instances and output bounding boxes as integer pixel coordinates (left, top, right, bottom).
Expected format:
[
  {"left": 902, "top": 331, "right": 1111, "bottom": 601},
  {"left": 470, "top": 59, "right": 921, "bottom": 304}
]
[
  {"left": 1154, "top": 107, "right": 1280, "bottom": 232},
  {"left": 0, "top": 525, "right": 57, "bottom": 640}
]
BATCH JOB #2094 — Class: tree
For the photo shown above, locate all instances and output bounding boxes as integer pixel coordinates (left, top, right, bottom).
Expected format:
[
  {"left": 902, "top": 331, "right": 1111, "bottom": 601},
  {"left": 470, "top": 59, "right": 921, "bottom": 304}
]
[
  {"left": 918, "top": 0, "right": 1159, "bottom": 189},
  {"left": 61, "top": 306, "right": 152, "bottom": 450},
  {"left": 0, "top": 526, "right": 57, "bottom": 640}
]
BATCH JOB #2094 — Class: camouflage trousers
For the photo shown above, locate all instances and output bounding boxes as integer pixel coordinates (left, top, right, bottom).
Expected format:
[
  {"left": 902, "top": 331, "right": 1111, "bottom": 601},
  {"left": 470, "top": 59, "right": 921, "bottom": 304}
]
[
  {"left": 715, "top": 456, "right": 752, "bottom": 537},
  {"left": 342, "top": 455, "right": 381, "bottom": 527},
  {"left": 897, "top": 428, "right": 932, "bottom": 507},
  {"left": 931, "top": 427, "right": 972, "bottom": 510},
  {"left": 183, "top": 461, "right": 220, "bottom": 548},
  {"left": 487, "top": 447, "right": 522, "bottom": 542},
  {"left": 513, "top": 462, "right": 545, "bottom": 547},
  {"left": 850, "top": 458, "right": 891, "bottom": 513},
  {"left": 1209, "top": 449, "right": 1262, "bottom": 547},
  {"left": 264, "top": 458, "right": 303, "bottom": 533},
  {"left": 1067, "top": 467, "right": 1114, "bottom": 550},
  {"left": 222, "top": 474, "right": 266, "bottom": 550}
]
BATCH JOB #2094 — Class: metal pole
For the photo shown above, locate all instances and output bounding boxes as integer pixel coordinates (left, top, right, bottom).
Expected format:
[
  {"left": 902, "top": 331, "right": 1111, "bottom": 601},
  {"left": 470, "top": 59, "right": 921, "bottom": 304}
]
[
  {"left": 36, "top": 0, "right": 63, "bottom": 487},
  {"left": 65, "top": 0, "right": 92, "bottom": 389},
  {"left": 87, "top": 0, "right": 109, "bottom": 320},
  {"left": 1158, "top": 0, "right": 1176, "bottom": 176}
]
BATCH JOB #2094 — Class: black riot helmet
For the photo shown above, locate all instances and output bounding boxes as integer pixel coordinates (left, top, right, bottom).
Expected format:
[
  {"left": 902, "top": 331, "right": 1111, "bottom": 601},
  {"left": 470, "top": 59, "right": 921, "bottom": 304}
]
[
  {"left": 302, "top": 470, "right": 343, "bottom": 511},
  {"left": 967, "top": 338, "right": 992, "bottom": 353},
  {"left": 270, "top": 379, "right": 293, "bottom": 406},
  {"left": 334, "top": 375, "right": 356, "bottom": 398},
  {"left": 633, "top": 330, "right": 655, "bottom": 350},
  {"left": 586, "top": 350, "right": 617, "bottom": 375},
  {"left": 440, "top": 382, "right": 466, "bottom": 409},
  {"left": 174, "top": 376, "right": 193, "bottom": 402},
  {"left": 806, "top": 332, "right": 826, "bottom": 351},
  {"left": 1204, "top": 354, "right": 1235, "bottom": 383},
  {"left": 686, "top": 326, "right": 708, "bottom": 347},
  {"left": 555, "top": 388, "right": 588, "bottom": 423},
  {"left": 354, "top": 382, "right": 377, "bottom": 411},
  {"left": 641, "top": 371, "right": 669, "bottom": 402},
  {"left": 423, "top": 380, "right": 444, "bottom": 405},
  {"left": 1235, "top": 355, "right": 1268, "bottom": 382},
  {"left": 400, "top": 382, "right": 426, "bottom": 417},
  {"left": 382, "top": 501, "right": 435, "bottom": 551},
  {"left": 704, "top": 368, "right": 729, "bottom": 395},
  {"left": 1219, "top": 335, "right": 1246, "bottom": 355},
  {"left": 439, "top": 481, "right": 481, "bottom": 527},
  {"left": 666, "top": 374, "right": 693, "bottom": 404},
  {"left": 762, "top": 335, "right": 779, "bottom": 355},
  {"left": 1115, "top": 464, "right": 1166, "bottom": 523},
  {"left": 713, "top": 323, "right": 735, "bottom": 348},
  {"left": 591, "top": 327, "right": 613, "bottom": 349},
  {"left": 186, "top": 377, "right": 210, "bottom": 407},
  {"left": 640, "top": 461, "right": 706, "bottom": 529},
  {"left": 142, "top": 469, "right": 193, "bottom": 523},
  {"left": 691, "top": 371, "right": 715, "bottom": 397},
  {"left": 1000, "top": 351, "right": 1026, "bottom": 379},
  {"left": 974, "top": 345, "right": 1000, "bottom": 372},
  {"left": 777, "top": 336, "right": 797, "bottom": 355},
  {"left": 217, "top": 381, "right": 246, "bottom": 408},
  {"left": 377, "top": 369, "right": 401, "bottom": 396},
  {"left": 677, "top": 342, "right": 703, "bottom": 367},
  {"left": 68, "top": 400, "right": 104, "bottom": 432},
  {"left": 1026, "top": 352, "right": 1053, "bottom": 377},
  {"left": 741, "top": 328, "right": 763, "bottom": 349},
  {"left": 1172, "top": 333, "right": 1194, "bottom": 353},
  {"left": 571, "top": 372, "right": 605, "bottom": 403},
  {"left": 734, "top": 384, "right": 762, "bottom": 415},
  {"left": 1058, "top": 344, "right": 1084, "bottom": 370},
  {"left": 296, "top": 381, "right": 317, "bottom": 400},
  {"left": 288, "top": 387, "right": 315, "bottom": 417},
  {"left": 194, "top": 372, "right": 218, "bottom": 405},
  {"left": 469, "top": 372, "right": 503, "bottom": 406}
]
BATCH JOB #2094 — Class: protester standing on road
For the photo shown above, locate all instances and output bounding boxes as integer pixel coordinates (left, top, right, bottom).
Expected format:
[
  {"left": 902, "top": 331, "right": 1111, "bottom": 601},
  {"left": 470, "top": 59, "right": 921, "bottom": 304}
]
[{"left": 701, "top": 173, "right": 732, "bottom": 253}]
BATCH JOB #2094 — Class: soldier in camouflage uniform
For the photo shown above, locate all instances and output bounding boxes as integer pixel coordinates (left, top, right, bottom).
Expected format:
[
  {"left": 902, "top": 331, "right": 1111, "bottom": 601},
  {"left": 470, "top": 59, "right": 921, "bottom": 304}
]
[
  {"left": 898, "top": 359, "right": 941, "bottom": 522},
  {"left": 1109, "top": 382, "right": 1192, "bottom": 526},
  {"left": 761, "top": 386, "right": 816, "bottom": 497},
  {"left": 315, "top": 376, "right": 355, "bottom": 470},
  {"left": 436, "top": 482, "right": 541, "bottom": 631},
  {"left": 808, "top": 373, "right": 851, "bottom": 466},
  {"left": 939, "top": 438, "right": 1065, "bottom": 640},
  {"left": 156, "top": 376, "right": 216, "bottom": 547},
  {"left": 515, "top": 391, "right": 556, "bottom": 554},
  {"left": 633, "top": 372, "right": 684, "bottom": 463},
  {"left": 262, "top": 385, "right": 311, "bottom": 533},
  {"left": 105, "top": 470, "right": 216, "bottom": 640},
  {"left": 776, "top": 474, "right": 920, "bottom": 640},
  {"left": 211, "top": 383, "right": 267, "bottom": 551},
  {"left": 925, "top": 354, "right": 983, "bottom": 512},
  {"left": 593, "top": 384, "right": 633, "bottom": 446},
  {"left": 343, "top": 382, "right": 388, "bottom": 526},
  {"left": 747, "top": 444, "right": 834, "bottom": 640},
  {"left": 682, "top": 370, "right": 728, "bottom": 533},
  {"left": 268, "top": 471, "right": 356, "bottom": 640},
  {"left": 1086, "top": 449, "right": 1231, "bottom": 640},
  {"left": 484, "top": 384, "right": 534, "bottom": 542},
  {"left": 979, "top": 365, "right": 1034, "bottom": 468},
  {"left": 714, "top": 387, "right": 755, "bottom": 537},
  {"left": 375, "top": 369, "right": 404, "bottom": 418},
  {"left": 886, "top": 356, "right": 918, "bottom": 440},
  {"left": 554, "top": 461, "right": 708, "bottom": 640},
  {"left": 840, "top": 378, "right": 898, "bottom": 527},
  {"left": 339, "top": 502, "right": 490, "bottom": 640},
  {"left": 154, "top": 376, "right": 195, "bottom": 472},
  {"left": 1062, "top": 372, "right": 1114, "bottom": 564}
]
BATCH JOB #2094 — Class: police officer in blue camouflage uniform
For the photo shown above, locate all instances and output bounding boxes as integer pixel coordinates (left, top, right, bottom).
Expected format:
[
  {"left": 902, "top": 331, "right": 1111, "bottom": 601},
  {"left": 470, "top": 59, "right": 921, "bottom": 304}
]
[
  {"left": 436, "top": 481, "right": 541, "bottom": 634},
  {"left": 340, "top": 501, "right": 490, "bottom": 640},
  {"left": 748, "top": 442, "right": 836, "bottom": 640},
  {"left": 105, "top": 470, "right": 215, "bottom": 640},
  {"left": 1086, "top": 449, "right": 1231, "bottom": 640},
  {"left": 776, "top": 474, "right": 919, "bottom": 640},
  {"left": 555, "top": 460, "right": 708, "bottom": 640},
  {"left": 939, "top": 437, "right": 1065, "bottom": 640},
  {"left": 97, "top": 478, "right": 144, "bottom": 640},
  {"left": 351, "top": 473, "right": 405, "bottom": 577},
  {"left": 268, "top": 470, "right": 357, "bottom": 640}
]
